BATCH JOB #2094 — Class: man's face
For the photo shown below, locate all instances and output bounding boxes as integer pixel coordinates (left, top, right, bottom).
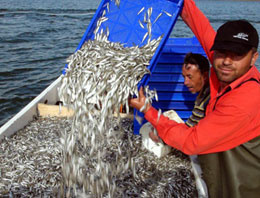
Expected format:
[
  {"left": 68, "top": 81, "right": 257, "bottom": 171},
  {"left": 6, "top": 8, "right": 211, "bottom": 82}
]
[
  {"left": 213, "top": 49, "right": 259, "bottom": 86},
  {"left": 182, "top": 64, "right": 206, "bottom": 94}
]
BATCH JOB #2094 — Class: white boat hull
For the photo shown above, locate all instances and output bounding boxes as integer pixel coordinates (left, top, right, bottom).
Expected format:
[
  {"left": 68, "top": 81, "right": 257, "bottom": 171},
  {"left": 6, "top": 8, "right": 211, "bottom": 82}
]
[{"left": 0, "top": 76, "right": 62, "bottom": 140}]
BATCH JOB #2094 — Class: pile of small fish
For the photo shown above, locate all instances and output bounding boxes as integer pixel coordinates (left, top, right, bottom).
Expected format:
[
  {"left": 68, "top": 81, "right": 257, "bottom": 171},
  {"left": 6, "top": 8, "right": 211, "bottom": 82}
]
[
  {"left": 0, "top": 117, "right": 67, "bottom": 197},
  {"left": 58, "top": 31, "right": 162, "bottom": 197},
  {"left": 0, "top": 0, "right": 198, "bottom": 197},
  {"left": 0, "top": 116, "right": 197, "bottom": 197},
  {"left": 56, "top": 0, "right": 196, "bottom": 197},
  {"left": 57, "top": 3, "right": 168, "bottom": 197}
]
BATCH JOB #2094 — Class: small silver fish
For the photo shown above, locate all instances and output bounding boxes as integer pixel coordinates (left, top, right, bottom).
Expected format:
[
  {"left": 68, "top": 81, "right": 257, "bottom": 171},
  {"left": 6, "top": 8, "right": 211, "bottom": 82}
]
[
  {"left": 164, "top": 10, "right": 172, "bottom": 17},
  {"left": 153, "top": 12, "right": 163, "bottom": 24},
  {"left": 138, "top": 7, "right": 145, "bottom": 15},
  {"left": 142, "top": 32, "right": 148, "bottom": 43},
  {"left": 139, "top": 20, "right": 145, "bottom": 29}
]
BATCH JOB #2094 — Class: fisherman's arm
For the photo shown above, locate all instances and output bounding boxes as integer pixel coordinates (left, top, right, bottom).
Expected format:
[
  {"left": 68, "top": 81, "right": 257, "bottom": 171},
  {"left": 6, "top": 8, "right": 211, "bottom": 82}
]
[
  {"left": 144, "top": 95, "right": 259, "bottom": 155},
  {"left": 181, "top": 0, "right": 215, "bottom": 63}
]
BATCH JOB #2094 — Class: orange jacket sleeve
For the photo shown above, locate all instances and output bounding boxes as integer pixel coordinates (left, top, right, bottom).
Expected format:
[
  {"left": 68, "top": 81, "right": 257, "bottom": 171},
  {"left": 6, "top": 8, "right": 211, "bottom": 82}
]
[
  {"left": 145, "top": 94, "right": 257, "bottom": 155},
  {"left": 180, "top": 0, "right": 215, "bottom": 63}
]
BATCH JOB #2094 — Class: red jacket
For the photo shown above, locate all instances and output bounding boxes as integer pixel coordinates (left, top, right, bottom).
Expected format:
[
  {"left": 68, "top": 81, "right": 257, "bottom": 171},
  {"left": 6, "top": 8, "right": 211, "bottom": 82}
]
[{"left": 144, "top": 0, "right": 260, "bottom": 155}]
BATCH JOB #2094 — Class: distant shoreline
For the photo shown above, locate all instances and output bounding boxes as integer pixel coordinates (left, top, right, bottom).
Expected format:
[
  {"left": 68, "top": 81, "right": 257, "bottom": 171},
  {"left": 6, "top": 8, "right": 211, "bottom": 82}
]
[{"left": 231, "top": 0, "right": 260, "bottom": 1}]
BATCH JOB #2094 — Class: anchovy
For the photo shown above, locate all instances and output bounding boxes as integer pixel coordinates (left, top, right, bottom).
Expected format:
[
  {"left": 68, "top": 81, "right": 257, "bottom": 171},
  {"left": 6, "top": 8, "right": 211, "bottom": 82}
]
[
  {"left": 103, "top": 2, "right": 110, "bottom": 13},
  {"left": 147, "top": 7, "right": 153, "bottom": 19},
  {"left": 164, "top": 10, "right": 172, "bottom": 17},
  {"left": 115, "top": 0, "right": 120, "bottom": 8},
  {"left": 102, "top": 9, "right": 106, "bottom": 17},
  {"left": 153, "top": 12, "right": 163, "bottom": 24},
  {"left": 139, "top": 20, "right": 145, "bottom": 29},
  {"left": 138, "top": 7, "right": 145, "bottom": 15},
  {"left": 142, "top": 32, "right": 148, "bottom": 43}
]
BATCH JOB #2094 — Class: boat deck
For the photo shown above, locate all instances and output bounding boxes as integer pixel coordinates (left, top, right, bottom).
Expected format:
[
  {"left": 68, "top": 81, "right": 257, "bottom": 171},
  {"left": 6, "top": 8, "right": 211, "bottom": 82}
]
[{"left": 0, "top": 115, "right": 196, "bottom": 197}]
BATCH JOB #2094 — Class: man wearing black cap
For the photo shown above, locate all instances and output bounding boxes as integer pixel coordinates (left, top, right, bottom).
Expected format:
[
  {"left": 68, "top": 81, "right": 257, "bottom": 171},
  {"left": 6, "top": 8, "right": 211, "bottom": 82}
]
[{"left": 129, "top": 0, "right": 260, "bottom": 197}]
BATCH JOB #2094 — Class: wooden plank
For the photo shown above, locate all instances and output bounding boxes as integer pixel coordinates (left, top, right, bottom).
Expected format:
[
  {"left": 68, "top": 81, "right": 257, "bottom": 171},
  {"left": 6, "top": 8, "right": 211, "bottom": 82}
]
[
  {"left": 37, "top": 103, "right": 134, "bottom": 120},
  {"left": 113, "top": 112, "right": 134, "bottom": 120},
  {"left": 37, "top": 103, "right": 74, "bottom": 117}
]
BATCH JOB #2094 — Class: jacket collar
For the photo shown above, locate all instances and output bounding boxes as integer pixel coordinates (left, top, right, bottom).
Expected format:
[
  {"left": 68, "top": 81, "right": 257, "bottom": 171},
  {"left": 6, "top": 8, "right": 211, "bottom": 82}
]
[{"left": 209, "top": 65, "right": 260, "bottom": 99}]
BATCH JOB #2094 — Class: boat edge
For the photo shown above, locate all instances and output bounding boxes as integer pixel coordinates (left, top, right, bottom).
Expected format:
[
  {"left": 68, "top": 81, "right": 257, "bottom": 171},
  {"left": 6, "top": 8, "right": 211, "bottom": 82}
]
[{"left": 0, "top": 76, "right": 62, "bottom": 140}]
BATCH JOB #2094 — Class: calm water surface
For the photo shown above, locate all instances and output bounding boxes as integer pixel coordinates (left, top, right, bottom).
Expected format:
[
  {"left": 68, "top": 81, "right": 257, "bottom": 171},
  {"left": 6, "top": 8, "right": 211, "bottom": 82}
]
[{"left": 1, "top": 0, "right": 260, "bottom": 126}]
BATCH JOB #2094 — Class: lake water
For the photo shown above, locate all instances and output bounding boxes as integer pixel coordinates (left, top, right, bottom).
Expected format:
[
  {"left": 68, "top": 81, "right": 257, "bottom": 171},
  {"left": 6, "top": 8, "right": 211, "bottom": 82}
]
[{"left": 1, "top": 0, "right": 260, "bottom": 126}]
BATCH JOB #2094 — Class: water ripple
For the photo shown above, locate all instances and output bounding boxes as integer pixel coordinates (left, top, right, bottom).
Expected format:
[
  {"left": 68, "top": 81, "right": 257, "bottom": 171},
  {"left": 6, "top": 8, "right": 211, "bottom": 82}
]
[{"left": 1, "top": 0, "right": 260, "bottom": 127}]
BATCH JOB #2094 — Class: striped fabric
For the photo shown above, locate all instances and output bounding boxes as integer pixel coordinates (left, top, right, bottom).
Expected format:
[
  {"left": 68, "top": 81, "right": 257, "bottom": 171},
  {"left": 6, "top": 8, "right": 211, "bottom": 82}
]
[{"left": 185, "top": 85, "right": 210, "bottom": 127}]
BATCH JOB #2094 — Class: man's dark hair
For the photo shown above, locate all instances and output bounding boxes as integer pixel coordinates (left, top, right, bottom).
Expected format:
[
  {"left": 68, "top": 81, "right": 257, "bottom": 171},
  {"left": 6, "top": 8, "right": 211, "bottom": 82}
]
[{"left": 183, "top": 52, "right": 210, "bottom": 74}]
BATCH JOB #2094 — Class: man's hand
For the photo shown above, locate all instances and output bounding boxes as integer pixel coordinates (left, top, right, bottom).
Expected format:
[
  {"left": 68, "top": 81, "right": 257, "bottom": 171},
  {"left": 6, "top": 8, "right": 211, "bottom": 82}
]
[
  {"left": 149, "top": 131, "right": 160, "bottom": 143},
  {"left": 129, "top": 87, "right": 151, "bottom": 114}
]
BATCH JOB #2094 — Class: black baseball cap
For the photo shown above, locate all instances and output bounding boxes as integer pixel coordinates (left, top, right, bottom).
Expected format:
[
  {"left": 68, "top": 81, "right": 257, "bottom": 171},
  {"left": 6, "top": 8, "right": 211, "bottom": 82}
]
[{"left": 210, "top": 20, "right": 259, "bottom": 55}]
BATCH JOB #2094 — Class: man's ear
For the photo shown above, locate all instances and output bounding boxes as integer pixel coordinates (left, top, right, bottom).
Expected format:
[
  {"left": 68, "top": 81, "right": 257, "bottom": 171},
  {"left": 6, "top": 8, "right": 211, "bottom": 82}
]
[
  {"left": 203, "top": 71, "right": 209, "bottom": 81},
  {"left": 251, "top": 51, "right": 259, "bottom": 66}
]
